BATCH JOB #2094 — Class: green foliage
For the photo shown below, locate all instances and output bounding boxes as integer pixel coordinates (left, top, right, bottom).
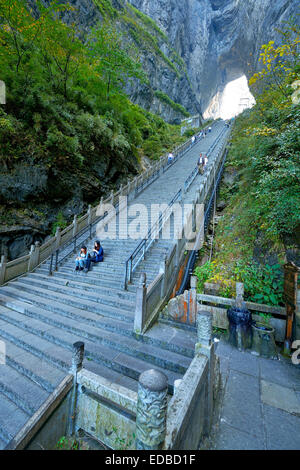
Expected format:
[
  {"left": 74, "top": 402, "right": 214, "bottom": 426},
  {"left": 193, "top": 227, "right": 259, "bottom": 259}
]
[
  {"left": 112, "top": 426, "right": 136, "bottom": 450},
  {"left": 154, "top": 90, "right": 190, "bottom": 117},
  {"left": 126, "top": 3, "right": 168, "bottom": 42},
  {"left": 258, "top": 313, "right": 272, "bottom": 326},
  {"left": 194, "top": 260, "right": 284, "bottom": 306},
  {"left": 0, "top": 0, "right": 187, "bottom": 180},
  {"left": 194, "top": 261, "right": 215, "bottom": 293},
  {"left": 93, "top": 0, "right": 118, "bottom": 19},
  {"left": 51, "top": 211, "right": 68, "bottom": 236},
  {"left": 233, "top": 261, "right": 284, "bottom": 306},
  {"left": 56, "top": 436, "right": 79, "bottom": 450},
  {"left": 88, "top": 22, "right": 146, "bottom": 100},
  {"left": 224, "top": 22, "right": 300, "bottom": 243}
]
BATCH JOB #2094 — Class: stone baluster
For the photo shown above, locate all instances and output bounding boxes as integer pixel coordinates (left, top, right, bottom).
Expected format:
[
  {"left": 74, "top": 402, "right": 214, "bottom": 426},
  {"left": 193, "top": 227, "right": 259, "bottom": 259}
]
[
  {"left": 87, "top": 204, "right": 92, "bottom": 225},
  {"left": 196, "top": 310, "right": 212, "bottom": 353},
  {"left": 72, "top": 215, "right": 78, "bottom": 238},
  {"left": 136, "top": 369, "right": 168, "bottom": 450},
  {"left": 55, "top": 226, "right": 61, "bottom": 250},
  {"left": 134, "top": 273, "right": 147, "bottom": 334},
  {"left": 110, "top": 190, "right": 114, "bottom": 206},
  {"left": 28, "top": 241, "right": 41, "bottom": 272},
  {"left": 235, "top": 282, "right": 245, "bottom": 309},
  {"left": 0, "top": 255, "right": 7, "bottom": 285},
  {"left": 173, "top": 379, "right": 182, "bottom": 395},
  {"left": 190, "top": 276, "right": 198, "bottom": 324},
  {"left": 160, "top": 255, "right": 168, "bottom": 299}
]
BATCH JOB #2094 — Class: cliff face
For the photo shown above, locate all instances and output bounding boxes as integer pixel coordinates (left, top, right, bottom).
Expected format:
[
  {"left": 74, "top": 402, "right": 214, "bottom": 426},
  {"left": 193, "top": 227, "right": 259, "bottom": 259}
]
[
  {"left": 28, "top": 0, "right": 298, "bottom": 119},
  {"left": 128, "top": 0, "right": 299, "bottom": 111},
  {"left": 27, "top": 0, "right": 202, "bottom": 123}
]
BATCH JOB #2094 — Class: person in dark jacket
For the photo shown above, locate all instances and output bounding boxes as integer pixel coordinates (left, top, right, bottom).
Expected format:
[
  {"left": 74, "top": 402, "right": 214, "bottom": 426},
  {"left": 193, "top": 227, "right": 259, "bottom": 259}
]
[{"left": 84, "top": 241, "right": 104, "bottom": 272}]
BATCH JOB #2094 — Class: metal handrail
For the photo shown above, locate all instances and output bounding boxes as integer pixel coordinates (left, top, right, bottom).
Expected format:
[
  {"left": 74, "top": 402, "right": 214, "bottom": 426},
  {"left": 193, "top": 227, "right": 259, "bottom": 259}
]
[
  {"left": 123, "top": 189, "right": 182, "bottom": 289},
  {"left": 123, "top": 123, "right": 229, "bottom": 289},
  {"left": 176, "top": 148, "right": 229, "bottom": 296},
  {"left": 183, "top": 124, "right": 228, "bottom": 193},
  {"left": 49, "top": 201, "right": 120, "bottom": 275}
]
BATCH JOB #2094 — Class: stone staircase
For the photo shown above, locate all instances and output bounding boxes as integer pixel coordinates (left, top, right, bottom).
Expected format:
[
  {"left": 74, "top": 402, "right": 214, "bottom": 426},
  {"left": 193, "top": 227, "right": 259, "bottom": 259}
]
[{"left": 0, "top": 121, "right": 229, "bottom": 449}]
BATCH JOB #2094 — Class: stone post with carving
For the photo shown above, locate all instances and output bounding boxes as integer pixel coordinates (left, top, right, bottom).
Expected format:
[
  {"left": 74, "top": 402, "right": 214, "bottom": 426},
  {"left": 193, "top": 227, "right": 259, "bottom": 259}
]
[{"left": 136, "top": 369, "right": 168, "bottom": 450}]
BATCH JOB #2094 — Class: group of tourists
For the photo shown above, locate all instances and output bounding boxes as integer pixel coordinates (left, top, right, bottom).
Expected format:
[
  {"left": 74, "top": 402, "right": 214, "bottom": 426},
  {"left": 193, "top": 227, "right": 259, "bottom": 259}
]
[
  {"left": 75, "top": 240, "right": 104, "bottom": 273},
  {"left": 197, "top": 153, "right": 208, "bottom": 174},
  {"left": 167, "top": 126, "right": 213, "bottom": 166}
]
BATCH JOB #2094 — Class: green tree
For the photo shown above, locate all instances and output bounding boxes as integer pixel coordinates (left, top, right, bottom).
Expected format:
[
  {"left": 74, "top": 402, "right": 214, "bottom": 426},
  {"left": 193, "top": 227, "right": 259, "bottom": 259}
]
[{"left": 88, "top": 22, "right": 146, "bottom": 100}]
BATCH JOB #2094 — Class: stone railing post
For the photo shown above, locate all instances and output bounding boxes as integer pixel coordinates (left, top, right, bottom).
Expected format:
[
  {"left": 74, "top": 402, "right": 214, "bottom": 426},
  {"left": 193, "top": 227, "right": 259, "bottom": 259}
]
[
  {"left": 68, "top": 341, "right": 85, "bottom": 437},
  {"left": 87, "top": 204, "right": 92, "bottom": 225},
  {"left": 134, "top": 273, "right": 147, "bottom": 334},
  {"left": 55, "top": 226, "right": 61, "bottom": 250},
  {"left": 87, "top": 204, "right": 92, "bottom": 239},
  {"left": 28, "top": 244, "right": 35, "bottom": 272},
  {"left": 0, "top": 255, "right": 7, "bottom": 285},
  {"left": 190, "top": 276, "right": 198, "bottom": 324},
  {"left": 72, "top": 215, "right": 78, "bottom": 238},
  {"left": 110, "top": 190, "right": 114, "bottom": 206},
  {"left": 195, "top": 310, "right": 212, "bottom": 353},
  {"left": 160, "top": 255, "right": 168, "bottom": 299},
  {"left": 173, "top": 379, "right": 182, "bottom": 395},
  {"left": 195, "top": 310, "right": 214, "bottom": 435},
  {"left": 136, "top": 369, "right": 168, "bottom": 450},
  {"left": 235, "top": 281, "right": 244, "bottom": 309},
  {"left": 28, "top": 241, "right": 41, "bottom": 272}
]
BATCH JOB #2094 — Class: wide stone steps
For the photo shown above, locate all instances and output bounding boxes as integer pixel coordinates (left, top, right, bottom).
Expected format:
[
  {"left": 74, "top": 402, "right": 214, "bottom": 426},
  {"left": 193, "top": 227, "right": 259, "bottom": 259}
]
[
  {"left": 32, "top": 269, "right": 131, "bottom": 291},
  {"left": 20, "top": 273, "right": 136, "bottom": 301},
  {"left": 10, "top": 278, "right": 135, "bottom": 312},
  {"left": 0, "top": 304, "right": 190, "bottom": 376},
  {"left": 25, "top": 272, "right": 137, "bottom": 300},
  {"left": 0, "top": 286, "right": 134, "bottom": 323},
  {"left": 0, "top": 306, "right": 187, "bottom": 397},
  {"left": 0, "top": 394, "right": 30, "bottom": 447},
  {"left": 0, "top": 121, "right": 229, "bottom": 448}
]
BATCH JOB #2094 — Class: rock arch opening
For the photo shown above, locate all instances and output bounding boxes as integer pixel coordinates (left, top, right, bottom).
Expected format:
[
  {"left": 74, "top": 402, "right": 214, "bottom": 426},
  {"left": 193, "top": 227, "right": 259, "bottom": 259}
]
[{"left": 203, "top": 75, "right": 255, "bottom": 120}]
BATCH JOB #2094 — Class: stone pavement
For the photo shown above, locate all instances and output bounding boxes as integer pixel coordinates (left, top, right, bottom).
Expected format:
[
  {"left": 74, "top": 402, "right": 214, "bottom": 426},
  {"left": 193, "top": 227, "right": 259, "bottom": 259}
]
[{"left": 211, "top": 339, "right": 300, "bottom": 450}]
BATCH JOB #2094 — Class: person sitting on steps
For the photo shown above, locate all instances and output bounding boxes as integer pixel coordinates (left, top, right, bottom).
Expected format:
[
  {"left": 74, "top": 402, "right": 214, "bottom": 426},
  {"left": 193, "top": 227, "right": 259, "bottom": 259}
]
[
  {"left": 75, "top": 246, "right": 89, "bottom": 272},
  {"left": 84, "top": 240, "right": 104, "bottom": 273}
]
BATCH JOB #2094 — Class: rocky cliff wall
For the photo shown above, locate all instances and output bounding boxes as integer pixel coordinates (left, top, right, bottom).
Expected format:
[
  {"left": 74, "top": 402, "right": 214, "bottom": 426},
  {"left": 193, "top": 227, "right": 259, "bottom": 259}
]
[
  {"left": 27, "top": 0, "right": 202, "bottom": 122},
  {"left": 128, "top": 0, "right": 299, "bottom": 110}
]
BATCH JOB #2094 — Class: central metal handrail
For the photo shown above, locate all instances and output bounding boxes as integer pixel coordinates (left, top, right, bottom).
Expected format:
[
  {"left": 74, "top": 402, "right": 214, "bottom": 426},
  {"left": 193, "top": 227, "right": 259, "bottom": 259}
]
[
  {"left": 123, "top": 188, "right": 182, "bottom": 289},
  {"left": 123, "top": 123, "right": 230, "bottom": 290}
]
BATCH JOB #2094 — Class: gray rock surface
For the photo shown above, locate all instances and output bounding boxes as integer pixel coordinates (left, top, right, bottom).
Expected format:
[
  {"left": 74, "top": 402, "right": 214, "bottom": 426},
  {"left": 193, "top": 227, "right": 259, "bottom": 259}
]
[
  {"left": 24, "top": 0, "right": 299, "bottom": 118},
  {"left": 128, "top": 0, "right": 299, "bottom": 111}
]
